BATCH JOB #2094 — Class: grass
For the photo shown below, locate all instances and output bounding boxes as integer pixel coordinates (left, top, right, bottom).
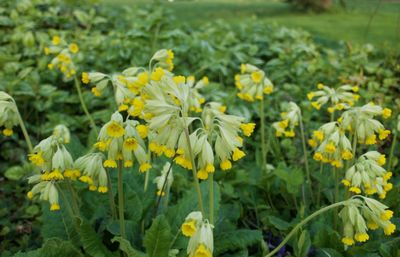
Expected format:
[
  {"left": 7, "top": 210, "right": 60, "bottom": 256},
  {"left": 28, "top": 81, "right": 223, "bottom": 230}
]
[{"left": 101, "top": 0, "right": 400, "bottom": 51}]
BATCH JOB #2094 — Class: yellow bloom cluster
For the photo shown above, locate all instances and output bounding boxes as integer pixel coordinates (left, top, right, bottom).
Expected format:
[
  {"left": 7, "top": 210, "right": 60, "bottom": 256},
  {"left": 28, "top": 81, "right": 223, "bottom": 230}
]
[
  {"left": 45, "top": 36, "right": 79, "bottom": 79},
  {"left": 27, "top": 125, "right": 76, "bottom": 210},
  {"left": 181, "top": 212, "right": 213, "bottom": 257},
  {"left": 340, "top": 103, "right": 391, "bottom": 145},
  {"left": 308, "top": 83, "right": 359, "bottom": 112},
  {"left": 76, "top": 153, "right": 109, "bottom": 193},
  {"left": 310, "top": 122, "right": 353, "bottom": 168},
  {"left": 235, "top": 64, "right": 274, "bottom": 101},
  {"left": 340, "top": 197, "right": 396, "bottom": 246},
  {"left": 96, "top": 112, "right": 150, "bottom": 172},
  {"left": 0, "top": 92, "right": 19, "bottom": 137},
  {"left": 272, "top": 102, "right": 301, "bottom": 138},
  {"left": 342, "top": 151, "right": 392, "bottom": 199}
]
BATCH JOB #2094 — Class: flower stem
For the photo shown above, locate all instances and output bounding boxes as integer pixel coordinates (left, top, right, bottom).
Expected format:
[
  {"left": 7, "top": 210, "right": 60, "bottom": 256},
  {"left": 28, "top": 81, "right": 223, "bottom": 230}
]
[
  {"left": 183, "top": 126, "right": 205, "bottom": 215},
  {"left": 66, "top": 180, "right": 80, "bottom": 216},
  {"left": 260, "top": 97, "right": 267, "bottom": 172},
  {"left": 209, "top": 174, "right": 214, "bottom": 224},
  {"left": 117, "top": 162, "right": 126, "bottom": 240},
  {"left": 14, "top": 103, "right": 33, "bottom": 153},
  {"left": 265, "top": 200, "right": 350, "bottom": 257},
  {"left": 73, "top": 76, "right": 98, "bottom": 135},
  {"left": 299, "top": 115, "right": 313, "bottom": 204},
  {"left": 316, "top": 163, "right": 324, "bottom": 207},
  {"left": 106, "top": 171, "right": 117, "bottom": 220},
  {"left": 388, "top": 129, "right": 397, "bottom": 171}
]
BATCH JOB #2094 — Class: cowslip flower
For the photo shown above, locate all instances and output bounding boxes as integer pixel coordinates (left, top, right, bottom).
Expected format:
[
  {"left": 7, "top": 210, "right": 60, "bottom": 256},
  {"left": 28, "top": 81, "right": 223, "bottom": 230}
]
[
  {"left": 0, "top": 92, "right": 19, "bottom": 136},
  {"left": 311, "top": 122, "right": 352, "bottom": 168},
  {"left": 150, "top": 49, "right": 174, "bottom": 71},
  {"left": 153, "top": 162, "right": 174, "bottom": 196},
  {"left": 75, "top": 153, "right": 108, "bottom": 193},
  {"left": 342, "top": 151, "right": 392, "bottom": 198},
  {"left": 272, "top": 102, "right": 300, "bottom": 138},
  {"left": 340, "top": 103, "right": 391, "bottom": 145},
  {"left": 339, "top": 197, "right": 396, "bottom": 246},
  {"left": 182, "top": 211, "right": 214, "bottom": 257},
  {"left": 235, "top": 64, "right": 274, "bottom": 102},
  {"left": 308, "top": 83, "right": 359, "bottom": 112},
  {"left": 97, "top": 112, "right": 151, "bottom": 171},
  {"left": 45, "top": 36, "right": 79, "bottom": 80}
]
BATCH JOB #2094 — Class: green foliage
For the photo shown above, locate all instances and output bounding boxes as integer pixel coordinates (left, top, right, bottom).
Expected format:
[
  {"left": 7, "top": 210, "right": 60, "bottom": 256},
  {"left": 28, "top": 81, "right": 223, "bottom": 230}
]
[
  {"left": 214, "top": 229, "right": 262, "bottom": 255},
  {"left": 143, "top": 215, "right": 172, "bottom": 257},
  {"left": 111, "top": 237, "right": 146, "bottom": 257}
]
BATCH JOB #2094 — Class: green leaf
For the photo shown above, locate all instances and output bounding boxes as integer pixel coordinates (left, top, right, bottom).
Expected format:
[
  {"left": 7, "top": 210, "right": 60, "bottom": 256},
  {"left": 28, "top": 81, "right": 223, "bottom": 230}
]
[
  {"left": 214, "top": 229, "right": 262, "bottom": 255},
  {"left": 4, "top": 166, "right": 26, "bottom": 180},
  {"left": 111, "top": 236, "right": 147, "bottom": 257},
  {"left": 267, "top": 215, "right": 291, "bottom": 230},
  {"left": 39, "top": 238, "right": 84, "bottom": 257},
  {"left": 295, "top": 230, "right": 311, "bottom": 257},
  {"left": 78, "top": 219, "right": 115, "bottom": 257},
  {"left": 144, "top": 215, "right": 172, "bottom": 257},
  {"left": 12, "top": 250, "right": 40, "bottom": 257}
]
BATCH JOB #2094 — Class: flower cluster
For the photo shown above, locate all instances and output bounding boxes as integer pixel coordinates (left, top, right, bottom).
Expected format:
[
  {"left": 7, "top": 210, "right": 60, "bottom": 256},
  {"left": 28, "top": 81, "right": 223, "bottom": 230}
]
[
  {"left": 307, "top": 83, "right": 359, "bottom": 112},
  {"left": 310, "top": 121, "right": 353, "bottom": 168},
  {"left": 45, "top": 35, "right": 79, "bottom": 79},
  {"left": 339, "top": 103, "right": 391, "bottom": 145},
  {"left": 153, "top": 162, "right": 174, "bottom": 196},
  {"left": 181, "top": 212, "right": 213, "bottom": 257},
  {"left": 96, "top": 112, "right": 151, "bottom": 172},
  {"left": 340, "top": 197, "right": 396, "bottom": 246},
  {"left": 235, "top": 64, "right": 274, "bottom": 102},
  {"left": 27, "top": 125, "right": 76, "bottom": 210},
  {"left": 76, "top": 153, "right": 109, "bottom": 193},
  {"left": 0, "top": 92, "right": 19, "bottom": 136},
  {"left": 272, "top": 102, "right": 301, "bottom": 138},
  {"left": 342, "top": 151, "right": 392, "bottom": 198}
]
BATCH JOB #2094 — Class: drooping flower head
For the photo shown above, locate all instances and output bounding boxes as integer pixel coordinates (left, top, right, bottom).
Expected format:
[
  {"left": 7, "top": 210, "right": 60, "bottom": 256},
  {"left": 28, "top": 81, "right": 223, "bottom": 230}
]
[
  {"left": 272, "top": 102, "right": 300, "bottom": 138},
  {"left": 235, "top": 64, "right": 274, "bottom": 102},
  {"left": 153, "top": 162, "right": 174, "bottom": 196},
  {"left": 0, "top": 92, "right": 19, "bottom": 137}
]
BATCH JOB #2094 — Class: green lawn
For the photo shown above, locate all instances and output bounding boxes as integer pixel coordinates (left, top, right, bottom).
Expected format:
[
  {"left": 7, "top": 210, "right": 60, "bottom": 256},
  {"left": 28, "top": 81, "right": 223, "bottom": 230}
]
[{"left": 101, "top": 0, "right": 400, "bottom": 51}]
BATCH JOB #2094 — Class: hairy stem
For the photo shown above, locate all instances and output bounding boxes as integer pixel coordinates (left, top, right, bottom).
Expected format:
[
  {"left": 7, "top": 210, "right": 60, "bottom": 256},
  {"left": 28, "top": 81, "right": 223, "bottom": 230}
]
[
  {"left": 107, "top": 171, "right": 117, "bottom": 220},
  {"left": 14, "top": 103, "right": 33, "bottom": 153},
  {"left": 209, "top": 174, "right": 214, "bottom": 224},
  {"left": 260, "top": 98, "right": 267, "bottom": 172},
  {"left": 388, "top": 130, "right": 397, "bottom": 170},
  {"left": 73, "top": 76, "right": 98, "bottom": 135},
  {"left": 299, "top": 115, "right": 313, "bottom": 204},
  {"left": 117, "top": 162, "right": 126, "bottom": 239},
  {"left": 184, "top": 126, "right": 205, "bottom": 215},
  {"left": 265, "top": 200, "right": 350, "bottom": 257}
]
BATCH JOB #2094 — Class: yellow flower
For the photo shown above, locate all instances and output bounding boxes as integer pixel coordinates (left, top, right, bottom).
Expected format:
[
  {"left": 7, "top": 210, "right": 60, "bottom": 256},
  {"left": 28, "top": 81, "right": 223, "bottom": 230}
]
[
  {"left": 104, "top": 159, "right": 117, "bottom": 168},
  {"left": 331, "top": 160, "right": 342, "bottom": 168},
  {"left": 308, "top": 139, "right": 317, "bottom": 148},
  {"left": 381, "top": 210, "right": 393, "bottom": 221},
  {"left": 3, "top": 128, "right": 13, "bottom": 136},
  {"left": 139, "top": 163, "right": 152, "bottom": 172},
  {"left": 349, "top": 186, "right": 361, "bottom": 194},
  {"left": 311, "top": 101, "right": 321, "bottom": 110},
  {"left": 28, "top": 152, "right": 45, "bottom": 166},
  {"left": 307, "top": 92, "right": 315, "bottom": 100},
  {"left": 324, "top": 143, "right": 336, "bottom": 153},
  {"left": 202, "top": 76, "right": 209, "bottom": 85},
  {"left": 79, "top": 175, "right": 94, "bottom": 184},
  {"left": 164, "top": 148, "right": 175, "bottom": 158},
  {"left": 384, "top": 223, "right": 396, "bottom": 235},
  {"left": 194, "top": 244, "right": 212, "bottom": 257},
  {"left": 240, "top": 64, "right": 246, "bottom": 73},
  {"left": 50, "top": 203, "right": 60, "bottom": 211},
  {"left": 263, "top": 85, "right": 273, "bottom": 94},
  {"left": 205, "top": 164, "right": 215, "bottom": 173},
  {"left": 378, "top": 129, "right": 390, "bottom": 140},
  {"left": 367, "top": 222, "right": 379, "bottom": 230},
  {"left": 118, "top": 104, "right": 129, "bottom": 112},
  {"left": 317, "top": 83, "right": 324, "bottom": 89},
  {"left": 232, "top": 148, "right": 245, "bottom": 161},
  {"left": 384, "top": 183, "right": 393, "bottom": 192},
  {"left": 313, "top": 152, "right": 323, "bottom": 161},
  {"left": 354, "top": 233, "right": 369, "bottom": 242},
  {"left": 197, "top": 169, "right": 209, "bottom": 180},
  {"left": 124, "top": 160, "right": 133, "bottom": 168},
  {"left": 136, "top": 124, "right": 148, "bottom": 138},
  {"left": 69, "top": 43, "right": 79, "bottom": 54},
  {"left": 27, "top": 191, "right": 33, "bottom": 199},
  {"left": 98, "top": 186, "right": 108, "bottom": 193},
  {"left": 251, "top": 71, "right": 262, "bottom": 83},
  {"left": 181, "top": 220, "right": 197, "bottom": 237},
  {"left": 278, "top": 119, "right": 289, "bottom": 129},
  {"left": 341, "top": 150, "right": 353, "bottom": 160},
  {"left": 106, "top": 122, "right": 125, "bottom": 138},
  {"left": 327, "top": 107, "right": 335, "bottom": 113},
  {"left": 341, "top": 237, "right": 355, "bottom": 246},
  {"left": 151, "top": 67, "right": 165, "bottom": 81},
  {"left": 44, "top": 47, "right": 50, "bottom": 55},
  {"left": 219, "top": 105, "right": 227, "bottom": 113},
  {"left": 52, "top": 36, "right": 61, "bottom": 45},
  {"left": 173, "top": 75, "right": 185, "bottom": 84},
  {"left": 123, "top": 138, "right": 138, "bottom": 151},
  {"left": 284, "top": 130, "right": 295, "bottom": 137},
  {"left": 382, "top": 108, "right": 392, "bottom": 119},
  {"left": 352, "top": 86, "right": 359, "bottom": 92},
  {"left": 220, "top": 159, "right": 232, "bottom": 170},
  {"left": 377, "top": 154, "right": 386, "bottom": 166},
  {"left": 47, "top": 63, "right": 54, "bottom": 70},
  {"left": 240, "top": 123, "right": 256, "bottom": 137},
  {"left": 313, "top": 130, "right": 324, "bottom": 141},
  {"left": 341, "top": 179, "right": 351, "bottom": 187},
  {"left": 383, "top": 171, "right": 392, "bottom": 181},
  {"left": 89, "top": 185, "right": 97, "bottom": 191},
  {"left": 365, "top": 134, "right": 376, "bottom": 145}
]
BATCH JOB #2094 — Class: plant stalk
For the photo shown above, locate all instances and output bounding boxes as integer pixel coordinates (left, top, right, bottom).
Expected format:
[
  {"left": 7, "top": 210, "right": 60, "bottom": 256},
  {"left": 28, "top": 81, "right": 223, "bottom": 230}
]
[
  {"left": 299, "top": 115, "right": 313, "bottom": 204},
  {"left": 209, "top": 174, "right": 214, "bottom": 224},
  {"left": 260, "top": 97, "right": 267, "bottom": 172},
  {"left": 106, "top": 171, "right": 117, "bottom": 220},
  {"left": 183, "top": 126, "right": 205, "bottom": 215},
  {"left": 73, "top": 76, "right": 98, "bottom": 135},
  {"left": 388, "top": 129, "right": 397, "bottom": 170},
  {"left": 117, "top": 162, "right": 126, "bottom": 240},
  {"left": 265, "top": 200, "right": 350, "bottom": 257},
  {"left": 14, "top": 104, "right": 33, "bottom": 153}
]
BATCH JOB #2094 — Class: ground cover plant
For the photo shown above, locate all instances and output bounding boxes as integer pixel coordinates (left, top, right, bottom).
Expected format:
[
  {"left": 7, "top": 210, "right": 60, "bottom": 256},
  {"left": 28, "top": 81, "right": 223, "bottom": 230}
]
[{"left": 0, "top": 0, "right": 399, "bottom": 257}]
